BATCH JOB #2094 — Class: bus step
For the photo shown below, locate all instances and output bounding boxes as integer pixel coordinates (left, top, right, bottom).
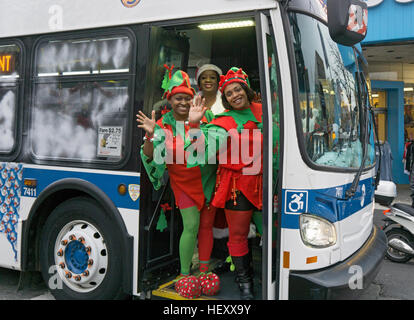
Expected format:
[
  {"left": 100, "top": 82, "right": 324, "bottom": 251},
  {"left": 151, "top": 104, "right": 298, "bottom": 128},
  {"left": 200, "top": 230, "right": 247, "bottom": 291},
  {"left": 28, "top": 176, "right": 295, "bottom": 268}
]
[{"left": 152, "top": 278, "right": 218, "bottom": 300}]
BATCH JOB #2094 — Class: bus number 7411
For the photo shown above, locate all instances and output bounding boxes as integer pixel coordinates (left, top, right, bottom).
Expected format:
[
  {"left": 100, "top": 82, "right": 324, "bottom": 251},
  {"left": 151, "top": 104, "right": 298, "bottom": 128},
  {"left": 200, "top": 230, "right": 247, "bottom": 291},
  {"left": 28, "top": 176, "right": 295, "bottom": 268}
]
[{"left": 23, "top": 187, "right": 37, "bottom": 197}]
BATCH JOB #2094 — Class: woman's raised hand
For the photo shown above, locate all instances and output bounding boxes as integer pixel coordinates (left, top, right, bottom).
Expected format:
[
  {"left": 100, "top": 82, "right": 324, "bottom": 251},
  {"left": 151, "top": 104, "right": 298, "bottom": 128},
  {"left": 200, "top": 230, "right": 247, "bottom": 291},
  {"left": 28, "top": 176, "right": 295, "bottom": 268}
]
[
  {"left": 188, "top": 95, "right": 207, "bottom": 124},
  {"left": 136, "top": 110, "right": 156, "bottom": 136}
]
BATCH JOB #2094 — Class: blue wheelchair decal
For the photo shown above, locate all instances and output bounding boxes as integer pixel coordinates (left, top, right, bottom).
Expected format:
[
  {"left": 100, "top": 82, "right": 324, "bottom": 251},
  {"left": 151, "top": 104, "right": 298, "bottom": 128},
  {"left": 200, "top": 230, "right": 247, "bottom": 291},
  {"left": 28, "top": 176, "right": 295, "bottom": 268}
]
[{"left": 285, "top": 190, "right": 308, "bottom": 214}]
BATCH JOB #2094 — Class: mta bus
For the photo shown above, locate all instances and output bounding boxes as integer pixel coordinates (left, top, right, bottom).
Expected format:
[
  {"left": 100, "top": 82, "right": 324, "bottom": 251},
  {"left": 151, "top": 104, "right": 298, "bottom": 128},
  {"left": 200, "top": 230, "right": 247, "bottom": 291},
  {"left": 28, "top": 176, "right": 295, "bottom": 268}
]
[{"left": 0, "top": 0, "right": 386, "bottom": 300}]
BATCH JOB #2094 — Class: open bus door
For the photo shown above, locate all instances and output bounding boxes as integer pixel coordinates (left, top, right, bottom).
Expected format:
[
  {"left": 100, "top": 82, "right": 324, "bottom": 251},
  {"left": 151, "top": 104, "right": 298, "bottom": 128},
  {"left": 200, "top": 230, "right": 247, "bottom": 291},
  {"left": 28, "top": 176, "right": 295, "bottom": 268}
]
[
  {"left": 256, "top": 10, "right": 282, "bottom": 300},
  {"left": 138, "top": 25, "right": 190, "bottom": 294},
  {"left": 140, "top": 10, "right": 283, "bottom": 300}
]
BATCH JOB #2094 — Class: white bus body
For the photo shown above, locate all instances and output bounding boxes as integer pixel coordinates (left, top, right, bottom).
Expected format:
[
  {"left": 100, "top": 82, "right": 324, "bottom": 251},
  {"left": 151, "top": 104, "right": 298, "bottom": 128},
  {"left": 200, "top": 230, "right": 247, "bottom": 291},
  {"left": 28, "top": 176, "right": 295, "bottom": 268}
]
[{"left": 0, "top": 0, "right": 386, "bottom": 300}]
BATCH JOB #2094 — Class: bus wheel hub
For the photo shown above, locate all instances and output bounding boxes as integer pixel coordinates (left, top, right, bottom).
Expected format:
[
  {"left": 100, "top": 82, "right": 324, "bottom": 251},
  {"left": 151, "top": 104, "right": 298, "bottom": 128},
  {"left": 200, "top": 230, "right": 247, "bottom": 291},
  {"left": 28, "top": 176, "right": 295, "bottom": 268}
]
[{"left": 55, "top": 220, "right": 108, "bottom": 292}]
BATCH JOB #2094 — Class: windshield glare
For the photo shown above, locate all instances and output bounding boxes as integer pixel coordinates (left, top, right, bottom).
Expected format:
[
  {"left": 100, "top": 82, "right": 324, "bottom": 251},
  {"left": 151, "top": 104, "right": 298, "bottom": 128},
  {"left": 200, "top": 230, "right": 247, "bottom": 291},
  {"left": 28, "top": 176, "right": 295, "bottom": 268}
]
[{"left": 289, "top": 12, "right": 374, "bottom": 169}]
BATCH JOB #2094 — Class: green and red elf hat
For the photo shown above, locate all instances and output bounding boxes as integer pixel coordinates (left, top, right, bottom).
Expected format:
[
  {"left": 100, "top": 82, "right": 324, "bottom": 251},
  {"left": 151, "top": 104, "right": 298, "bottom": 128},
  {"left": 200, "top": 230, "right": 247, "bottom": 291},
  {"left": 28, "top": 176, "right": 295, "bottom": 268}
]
[
  {"left": 218, "top": 67, "right": 251, "bottom": 93},
  {"left": 162, "top": 69, "right": 196, "bottom": 100}
]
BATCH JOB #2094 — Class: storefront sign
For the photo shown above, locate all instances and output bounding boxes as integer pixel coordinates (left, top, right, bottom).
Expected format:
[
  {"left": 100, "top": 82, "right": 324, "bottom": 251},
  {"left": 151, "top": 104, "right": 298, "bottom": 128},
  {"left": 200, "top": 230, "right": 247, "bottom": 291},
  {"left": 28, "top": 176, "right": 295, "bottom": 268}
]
[{"left": 364, "top": 0, "right": 414, "bottom": 7}]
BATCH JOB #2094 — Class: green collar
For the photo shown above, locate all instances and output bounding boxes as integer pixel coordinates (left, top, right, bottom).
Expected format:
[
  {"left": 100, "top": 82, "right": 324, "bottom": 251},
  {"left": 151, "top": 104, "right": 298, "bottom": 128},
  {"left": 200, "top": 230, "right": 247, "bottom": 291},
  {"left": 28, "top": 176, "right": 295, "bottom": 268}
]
[
  {"left": 161, "top": 110, "right": 185, "bottom": 137},
  {"left": 215, "top": 107, "right": 262, "bottom": 132}
]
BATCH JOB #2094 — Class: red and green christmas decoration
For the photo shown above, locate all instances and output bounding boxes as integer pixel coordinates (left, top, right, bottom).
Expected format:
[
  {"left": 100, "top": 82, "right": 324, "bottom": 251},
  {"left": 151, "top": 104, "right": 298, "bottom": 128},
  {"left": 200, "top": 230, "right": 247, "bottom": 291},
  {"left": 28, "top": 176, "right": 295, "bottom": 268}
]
[
  {"left": 162, "top": 68, "right": 195, "bottom": 100},
  {"left": 156, "top": 202, "right": 172, "bottom": 232}
]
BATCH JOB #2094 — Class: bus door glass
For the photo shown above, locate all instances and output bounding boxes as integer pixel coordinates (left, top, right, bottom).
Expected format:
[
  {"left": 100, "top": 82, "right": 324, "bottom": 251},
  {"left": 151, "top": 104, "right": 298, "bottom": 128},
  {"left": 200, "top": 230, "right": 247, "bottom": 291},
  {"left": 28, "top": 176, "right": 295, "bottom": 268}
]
[
  {"left": 256, "top": 11, "right": 281, "bottom": 300},
  {"left": 139, "top": 26, "right": 190, "bottom": 285}
]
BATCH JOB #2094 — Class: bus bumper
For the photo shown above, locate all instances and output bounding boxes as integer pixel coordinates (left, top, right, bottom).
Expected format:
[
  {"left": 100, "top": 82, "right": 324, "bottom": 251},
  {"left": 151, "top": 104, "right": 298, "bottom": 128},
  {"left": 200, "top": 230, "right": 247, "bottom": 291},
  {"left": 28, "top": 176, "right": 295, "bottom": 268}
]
[{"left": 288, "top": 225, "right": 387, "bottom": 300}]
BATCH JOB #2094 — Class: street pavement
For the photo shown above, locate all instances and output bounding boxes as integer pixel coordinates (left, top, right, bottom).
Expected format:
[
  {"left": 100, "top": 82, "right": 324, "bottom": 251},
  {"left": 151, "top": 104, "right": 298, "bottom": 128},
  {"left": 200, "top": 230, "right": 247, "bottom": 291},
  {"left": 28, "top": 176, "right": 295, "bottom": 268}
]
[
  {"left": 359, "top": 184, "right": 414, "bottom": 300},
  {"left": 0, "top": 268, "right": 52, "bottom": 300}
]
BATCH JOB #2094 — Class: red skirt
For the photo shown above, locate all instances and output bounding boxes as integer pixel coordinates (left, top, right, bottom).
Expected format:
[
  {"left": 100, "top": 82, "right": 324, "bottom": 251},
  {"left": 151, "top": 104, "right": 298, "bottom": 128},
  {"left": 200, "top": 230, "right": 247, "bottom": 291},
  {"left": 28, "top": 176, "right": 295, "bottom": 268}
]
[{"left": 211, "top": 166, "right": 262, "bottom": 210}]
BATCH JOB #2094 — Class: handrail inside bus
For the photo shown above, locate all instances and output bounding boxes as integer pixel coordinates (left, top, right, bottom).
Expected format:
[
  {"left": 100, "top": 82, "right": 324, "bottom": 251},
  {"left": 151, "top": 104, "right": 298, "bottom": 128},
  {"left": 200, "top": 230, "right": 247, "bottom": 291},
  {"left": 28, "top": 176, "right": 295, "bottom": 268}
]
[{"left": 144, "top": 179, "right": 171, "bottom": 231}]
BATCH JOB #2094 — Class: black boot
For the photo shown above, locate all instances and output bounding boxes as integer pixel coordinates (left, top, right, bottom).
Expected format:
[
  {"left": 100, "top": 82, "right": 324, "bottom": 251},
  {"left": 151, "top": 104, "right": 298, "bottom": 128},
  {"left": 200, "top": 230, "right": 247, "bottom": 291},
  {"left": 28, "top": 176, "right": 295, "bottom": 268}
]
[{"left": 232, "top": 254, "right": 254, "bottom": 300}]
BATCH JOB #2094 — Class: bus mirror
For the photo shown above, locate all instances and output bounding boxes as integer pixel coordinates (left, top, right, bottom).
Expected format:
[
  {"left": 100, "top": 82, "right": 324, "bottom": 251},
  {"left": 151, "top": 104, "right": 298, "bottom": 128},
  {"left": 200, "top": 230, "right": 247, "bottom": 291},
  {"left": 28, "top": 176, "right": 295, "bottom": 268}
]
[{"left": 327, "top": 0, "right": 368, "bottom": 46}]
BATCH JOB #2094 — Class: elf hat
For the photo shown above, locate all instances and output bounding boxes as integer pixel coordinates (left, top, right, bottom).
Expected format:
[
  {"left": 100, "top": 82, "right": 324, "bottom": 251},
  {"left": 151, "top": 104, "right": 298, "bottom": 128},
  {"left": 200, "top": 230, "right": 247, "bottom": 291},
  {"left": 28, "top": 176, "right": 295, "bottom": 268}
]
[
  {"left": 196, "top": 64, "right": 223, "bottom": 84},
  {"left": 218, "top": 67, "right": 250, "bottom": 93},
  {"left": 163, "top": 70, "right": 196, "bottom": 100}
]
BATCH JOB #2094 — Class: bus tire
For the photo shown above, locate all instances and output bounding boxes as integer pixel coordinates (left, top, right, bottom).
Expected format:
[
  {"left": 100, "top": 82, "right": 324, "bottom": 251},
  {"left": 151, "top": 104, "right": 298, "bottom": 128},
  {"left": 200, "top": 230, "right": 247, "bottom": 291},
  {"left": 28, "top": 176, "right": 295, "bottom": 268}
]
[{"left": 39, "top": 196, "right": 128, "bottom": 300}]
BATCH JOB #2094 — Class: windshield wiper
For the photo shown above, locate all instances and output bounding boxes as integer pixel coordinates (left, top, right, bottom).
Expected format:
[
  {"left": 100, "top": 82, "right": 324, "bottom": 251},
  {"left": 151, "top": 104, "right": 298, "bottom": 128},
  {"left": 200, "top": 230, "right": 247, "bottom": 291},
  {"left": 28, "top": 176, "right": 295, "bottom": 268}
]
[
  {"left": 345, "top": 125, "right": 368, "bottom": 199},
  {"left": 345, "top": 71, "right": 369, "bottom": 199}
]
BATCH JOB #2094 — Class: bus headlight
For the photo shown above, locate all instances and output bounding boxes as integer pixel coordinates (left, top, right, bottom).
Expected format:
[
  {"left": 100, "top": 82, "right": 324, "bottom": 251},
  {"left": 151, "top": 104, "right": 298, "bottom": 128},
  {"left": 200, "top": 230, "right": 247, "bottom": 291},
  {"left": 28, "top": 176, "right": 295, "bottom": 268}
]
[{"left": 300, "top": 214, "right": 337, "bottom": 248}]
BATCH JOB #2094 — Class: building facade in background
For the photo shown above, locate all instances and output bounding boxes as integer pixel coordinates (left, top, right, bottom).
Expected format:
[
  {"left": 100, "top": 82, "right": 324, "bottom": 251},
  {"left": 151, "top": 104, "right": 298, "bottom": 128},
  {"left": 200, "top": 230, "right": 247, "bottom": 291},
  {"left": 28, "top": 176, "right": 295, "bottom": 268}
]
[{"left": 362, "top": 0, "right": 414, "bottom": 183}]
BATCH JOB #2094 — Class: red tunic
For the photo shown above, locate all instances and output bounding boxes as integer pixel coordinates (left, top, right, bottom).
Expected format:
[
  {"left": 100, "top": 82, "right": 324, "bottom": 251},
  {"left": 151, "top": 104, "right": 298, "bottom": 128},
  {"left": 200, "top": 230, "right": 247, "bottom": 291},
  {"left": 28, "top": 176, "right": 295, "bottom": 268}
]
[
  {"left": 210, "top": 103, "right": 263, "bottom": 209},
  {"left": 153, "top": 111, "right": 215, "bottom": 211}
]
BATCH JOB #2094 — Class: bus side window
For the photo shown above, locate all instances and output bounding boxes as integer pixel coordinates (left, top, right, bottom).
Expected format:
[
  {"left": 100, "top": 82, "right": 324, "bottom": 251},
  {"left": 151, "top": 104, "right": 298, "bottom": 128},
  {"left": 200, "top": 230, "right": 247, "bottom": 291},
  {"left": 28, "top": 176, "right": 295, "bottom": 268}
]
[
  {"left": 0, "top": 86, "right": 17, "bottom": 153},
  {"left": 31, "top": 34, "right": 134, "bottom": 164},
  {"left": 0, "top": 44, "right": 21, "bottom": 155}
]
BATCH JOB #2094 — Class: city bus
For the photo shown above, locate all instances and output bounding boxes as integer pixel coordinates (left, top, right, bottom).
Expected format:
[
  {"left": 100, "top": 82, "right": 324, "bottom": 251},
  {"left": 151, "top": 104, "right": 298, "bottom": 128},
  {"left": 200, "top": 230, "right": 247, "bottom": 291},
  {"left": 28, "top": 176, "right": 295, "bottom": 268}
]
[{"left": 0, "top": 0, "right": 387, "bottom": 300}]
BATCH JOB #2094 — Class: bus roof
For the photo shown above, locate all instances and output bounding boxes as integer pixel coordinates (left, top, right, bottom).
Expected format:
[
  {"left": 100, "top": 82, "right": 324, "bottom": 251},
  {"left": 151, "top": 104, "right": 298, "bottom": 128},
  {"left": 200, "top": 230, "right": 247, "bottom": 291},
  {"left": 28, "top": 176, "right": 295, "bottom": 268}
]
[{"left": 0, "top": 0, "right": 278, "bottom": 38}]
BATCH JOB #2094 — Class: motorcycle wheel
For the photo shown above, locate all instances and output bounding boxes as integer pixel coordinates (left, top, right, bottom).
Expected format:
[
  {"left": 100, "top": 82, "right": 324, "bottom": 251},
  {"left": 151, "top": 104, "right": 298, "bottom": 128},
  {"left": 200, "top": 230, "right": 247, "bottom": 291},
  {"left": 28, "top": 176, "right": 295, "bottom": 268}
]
[{"left": 385, "top": 228, "right": 414, "bottom": 263}]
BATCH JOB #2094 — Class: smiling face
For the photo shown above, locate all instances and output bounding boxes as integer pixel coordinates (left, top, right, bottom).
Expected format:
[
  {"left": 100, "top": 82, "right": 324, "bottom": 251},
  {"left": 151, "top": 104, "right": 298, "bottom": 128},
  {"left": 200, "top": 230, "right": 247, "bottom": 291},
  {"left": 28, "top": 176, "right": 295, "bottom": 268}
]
[
  {"left": 199, "top": 70, "right": 219, "bottom": 94},
  {"left": 223, "top": 82, "right": 250, "bottom": 110},
  {"left": 168, "top": 93, "right": 193, "bottom": 120}
]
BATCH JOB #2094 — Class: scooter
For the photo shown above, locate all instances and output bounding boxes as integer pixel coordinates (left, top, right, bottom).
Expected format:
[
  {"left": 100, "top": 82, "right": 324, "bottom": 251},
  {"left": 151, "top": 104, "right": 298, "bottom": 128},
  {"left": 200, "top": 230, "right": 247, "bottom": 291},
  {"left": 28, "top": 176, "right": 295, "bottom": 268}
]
[{"left": 383, "top": 203, "right": 414, "bottom": 263}]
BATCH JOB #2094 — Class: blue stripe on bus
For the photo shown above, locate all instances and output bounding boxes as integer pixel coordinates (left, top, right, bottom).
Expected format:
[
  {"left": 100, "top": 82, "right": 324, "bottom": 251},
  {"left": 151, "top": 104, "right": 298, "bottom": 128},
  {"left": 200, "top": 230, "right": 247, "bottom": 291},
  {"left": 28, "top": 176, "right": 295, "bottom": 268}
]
[
  {"left": 23, "top": 167, "right": 140, "bottom": 210},
  {"left": 281, "top": 177, "right": 374, "bottom": 229}
]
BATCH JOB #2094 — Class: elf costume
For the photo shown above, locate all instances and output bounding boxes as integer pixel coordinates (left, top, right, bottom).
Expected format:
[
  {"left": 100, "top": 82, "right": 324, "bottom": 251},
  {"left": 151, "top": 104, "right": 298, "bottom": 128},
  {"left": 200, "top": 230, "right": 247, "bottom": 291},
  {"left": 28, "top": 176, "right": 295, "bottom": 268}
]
[
  {"left": 140, "top": 70, "right": 216, "bottom": 277},
  {"left": 186, "top": 67, "right": 263, "bottom": 299}
]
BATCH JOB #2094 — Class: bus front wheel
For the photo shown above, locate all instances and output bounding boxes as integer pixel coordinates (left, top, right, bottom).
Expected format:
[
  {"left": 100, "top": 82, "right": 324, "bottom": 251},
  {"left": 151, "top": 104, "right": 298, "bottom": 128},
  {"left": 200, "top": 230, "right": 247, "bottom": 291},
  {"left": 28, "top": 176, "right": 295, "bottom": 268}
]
[{"left": 39, "top": 196, "right": 128, "bottom": 300}]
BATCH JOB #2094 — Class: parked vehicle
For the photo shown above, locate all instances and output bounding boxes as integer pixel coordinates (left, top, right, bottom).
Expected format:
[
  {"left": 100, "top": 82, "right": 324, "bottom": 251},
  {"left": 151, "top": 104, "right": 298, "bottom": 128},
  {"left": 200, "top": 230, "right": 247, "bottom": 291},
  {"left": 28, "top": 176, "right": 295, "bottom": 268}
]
[
  {"left": 383, "top": 204, "right": 414, "bottom": 263},
  {"left": 375, "top": 180, "right": 397, "bottom": 206}
]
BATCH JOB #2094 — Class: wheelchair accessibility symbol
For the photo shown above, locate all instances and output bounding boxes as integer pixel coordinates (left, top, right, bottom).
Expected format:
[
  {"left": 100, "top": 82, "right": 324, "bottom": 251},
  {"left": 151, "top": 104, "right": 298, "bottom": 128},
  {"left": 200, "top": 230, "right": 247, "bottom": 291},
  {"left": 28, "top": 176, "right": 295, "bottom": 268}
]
[{"left": 285, "top": 190, "right": 308, "bottom": 214}]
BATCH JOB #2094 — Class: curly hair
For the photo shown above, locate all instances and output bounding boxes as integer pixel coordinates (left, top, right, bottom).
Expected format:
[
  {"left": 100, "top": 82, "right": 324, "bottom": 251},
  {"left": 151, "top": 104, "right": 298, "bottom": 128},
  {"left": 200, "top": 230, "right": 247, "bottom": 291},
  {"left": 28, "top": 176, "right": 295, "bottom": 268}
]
[{"left": 221, "top": 82, "right": 256, "bottom": 110}]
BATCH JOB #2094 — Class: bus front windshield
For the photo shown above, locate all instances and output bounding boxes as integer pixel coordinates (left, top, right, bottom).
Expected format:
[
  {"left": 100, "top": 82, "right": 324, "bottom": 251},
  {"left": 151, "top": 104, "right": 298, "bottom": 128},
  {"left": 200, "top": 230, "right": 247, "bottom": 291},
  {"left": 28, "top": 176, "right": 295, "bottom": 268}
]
[{"left": 289, "top": 12, "right": 375, "bottom": 170}]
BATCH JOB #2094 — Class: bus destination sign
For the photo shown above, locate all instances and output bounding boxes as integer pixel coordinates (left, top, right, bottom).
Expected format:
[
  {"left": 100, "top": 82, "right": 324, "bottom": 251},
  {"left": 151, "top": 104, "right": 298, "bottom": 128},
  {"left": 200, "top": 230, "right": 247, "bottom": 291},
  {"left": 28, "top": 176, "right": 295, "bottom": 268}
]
[{"left": 0, "top": 54, "right": 15, "bottom": 75}]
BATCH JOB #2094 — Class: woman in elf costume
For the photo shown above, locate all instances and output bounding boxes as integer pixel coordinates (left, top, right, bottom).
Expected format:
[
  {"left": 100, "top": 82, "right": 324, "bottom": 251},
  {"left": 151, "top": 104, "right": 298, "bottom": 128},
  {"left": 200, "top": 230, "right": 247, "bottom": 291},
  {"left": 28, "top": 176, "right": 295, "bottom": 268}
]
[
  {"left": 187, "top": 67, "right": 263, "bottom": 300},
  {"left": 194, "top": 63, "right": 227, "bottom": 275},
  {"left": 136, "top": 70, "right": 216, "bottom": 278}
]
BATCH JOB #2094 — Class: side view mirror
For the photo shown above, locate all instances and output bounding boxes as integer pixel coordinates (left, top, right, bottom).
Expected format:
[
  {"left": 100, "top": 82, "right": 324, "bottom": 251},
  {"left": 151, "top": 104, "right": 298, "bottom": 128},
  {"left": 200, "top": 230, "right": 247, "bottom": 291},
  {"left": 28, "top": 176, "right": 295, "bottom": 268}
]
[{"left": 327, "top": 0, "right": 368, "bottom": 46}]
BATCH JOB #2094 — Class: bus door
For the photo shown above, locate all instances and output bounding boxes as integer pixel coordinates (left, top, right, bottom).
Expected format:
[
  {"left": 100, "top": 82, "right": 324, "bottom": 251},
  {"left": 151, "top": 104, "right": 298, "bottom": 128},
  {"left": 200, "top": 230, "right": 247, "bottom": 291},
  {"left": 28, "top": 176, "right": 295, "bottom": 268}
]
[
  {"left": 140, "top": 12, "right": 281, "bottom": 299},
  {"left": 138, "top": 26, "right": 190, "bottom": 292},
  {"left": 256, "top": 10, "right": 283, "bottom": 300}
]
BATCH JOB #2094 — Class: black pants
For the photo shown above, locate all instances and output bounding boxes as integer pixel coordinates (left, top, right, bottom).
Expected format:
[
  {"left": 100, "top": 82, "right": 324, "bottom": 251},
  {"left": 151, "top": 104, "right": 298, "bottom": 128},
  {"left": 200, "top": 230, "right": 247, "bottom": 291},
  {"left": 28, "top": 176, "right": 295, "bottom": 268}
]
[{"left": 225, "top": 191, "right": 256, "bottom": 211}]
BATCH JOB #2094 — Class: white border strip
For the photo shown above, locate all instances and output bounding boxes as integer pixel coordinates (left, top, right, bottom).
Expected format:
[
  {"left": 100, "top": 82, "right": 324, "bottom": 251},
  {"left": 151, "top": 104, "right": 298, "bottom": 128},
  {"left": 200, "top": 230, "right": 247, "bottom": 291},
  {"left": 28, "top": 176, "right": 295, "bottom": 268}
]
[{"left": 23, "top": 164, "right": 140, "bottom": 177}]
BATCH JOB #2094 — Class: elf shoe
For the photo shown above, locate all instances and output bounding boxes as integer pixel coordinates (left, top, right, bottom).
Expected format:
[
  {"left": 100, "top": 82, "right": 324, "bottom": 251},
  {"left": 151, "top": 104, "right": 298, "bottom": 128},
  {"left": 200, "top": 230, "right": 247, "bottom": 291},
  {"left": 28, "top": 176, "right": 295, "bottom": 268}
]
[
  {"left": 198, "top": 273, "right": 220, "bottom": 296},
  {"left": 174, "top": 275, "right": 201, "bottom": 299}
]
